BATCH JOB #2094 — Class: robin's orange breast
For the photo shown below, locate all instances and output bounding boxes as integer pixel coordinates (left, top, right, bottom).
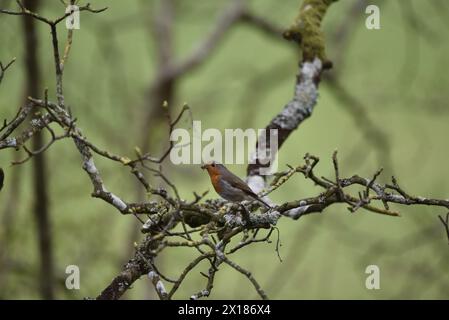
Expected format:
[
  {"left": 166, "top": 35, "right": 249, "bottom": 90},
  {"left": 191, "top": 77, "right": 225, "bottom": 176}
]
[{"left": 210, "top": 173, "right": 222, "bottom": 193}]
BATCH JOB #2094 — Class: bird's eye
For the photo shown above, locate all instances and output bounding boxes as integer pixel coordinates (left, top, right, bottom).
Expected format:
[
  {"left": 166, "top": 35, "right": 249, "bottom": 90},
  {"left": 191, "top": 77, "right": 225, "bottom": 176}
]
[{"left": 211, "top": 163, "right": 215, "bottom": 167}]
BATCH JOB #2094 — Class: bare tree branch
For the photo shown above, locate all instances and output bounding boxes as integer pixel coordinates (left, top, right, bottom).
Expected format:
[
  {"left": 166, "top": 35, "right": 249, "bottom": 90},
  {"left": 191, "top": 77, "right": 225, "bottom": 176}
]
[
  {"left": 0, "top": 57, "right": 16, "bottom": 84},
  {"left": 0, "top": 0, "right": 107, "bottom": 26},
  {"left": 247, "top": 0, "right": 335, "bottom": 183},
  {"left": 438, "top": 213, "right": 449, "bottom": 245}
]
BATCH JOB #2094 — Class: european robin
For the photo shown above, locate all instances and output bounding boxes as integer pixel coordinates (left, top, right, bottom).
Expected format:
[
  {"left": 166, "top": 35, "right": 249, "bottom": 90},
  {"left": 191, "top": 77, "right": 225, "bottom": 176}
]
[{"left": 201, "top": 162, "right": 271, "bottom": 208}]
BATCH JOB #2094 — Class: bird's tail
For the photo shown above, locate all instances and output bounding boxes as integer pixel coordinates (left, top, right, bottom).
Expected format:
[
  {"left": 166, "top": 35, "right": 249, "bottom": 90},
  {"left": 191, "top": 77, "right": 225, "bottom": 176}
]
[{"left": 255, "top": 196, "right": 271, "bottom": 209}]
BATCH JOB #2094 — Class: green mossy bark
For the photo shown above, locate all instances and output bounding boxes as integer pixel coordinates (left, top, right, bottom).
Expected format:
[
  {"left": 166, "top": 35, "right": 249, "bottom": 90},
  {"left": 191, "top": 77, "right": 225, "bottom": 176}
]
[{"left": 284, "top": 0, "right": 337, "bottom": 64}]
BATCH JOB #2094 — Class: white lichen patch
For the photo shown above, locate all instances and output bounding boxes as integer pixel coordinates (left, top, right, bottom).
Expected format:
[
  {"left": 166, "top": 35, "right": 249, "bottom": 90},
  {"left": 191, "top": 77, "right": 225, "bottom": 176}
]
[
  {"left": 148, "top": 271, "right": 167, "bottom": 294},
  {"left": 84, "top": 157, "right": 98, "bottom": 174},
  {"left": 5, "top": 138, "right": 17, "bottom": 147},
  {"left": 272, "top": 58, "right": 322, "bottom": 130},
  {"left": 389, "top": 194, "right": 405, "bottom": 202},
  {"left": 265, "top": 210, "right": 281, "bottom": 222},
  {"left": 224, "top": 213, "right": 244, "bottom": 227},
  {"left": 156, "top": 281, "right": 166, "bottom": 294},
  {"left": 148, "top": 271, "right": 157, "bottom": 281},
  {"left": 30, "top": 118, "right": 42, "bottom": 127},
  {"left": 111, "top": 193, "right": 127, "bottom": 211},
  {"left": 283, "top": 205, "right": 311, "bottom": 220}
]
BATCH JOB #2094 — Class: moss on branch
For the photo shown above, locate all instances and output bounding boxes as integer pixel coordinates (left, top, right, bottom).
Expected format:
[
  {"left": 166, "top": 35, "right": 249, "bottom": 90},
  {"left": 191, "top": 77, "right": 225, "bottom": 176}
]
[{"left": 284, "top": 0, "right": 337, "bottom": 65}]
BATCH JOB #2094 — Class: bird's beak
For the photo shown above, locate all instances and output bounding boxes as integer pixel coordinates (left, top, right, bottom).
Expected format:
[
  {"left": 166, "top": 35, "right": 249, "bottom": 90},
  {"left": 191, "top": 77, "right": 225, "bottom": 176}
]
[{"left": 201, "top": 164, "right": 206, "bottom": 170}]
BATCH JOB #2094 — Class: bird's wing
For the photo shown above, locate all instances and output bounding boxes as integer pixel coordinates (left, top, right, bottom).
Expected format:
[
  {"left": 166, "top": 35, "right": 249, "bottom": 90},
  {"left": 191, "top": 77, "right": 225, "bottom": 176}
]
[
  {"left": 225, "top": 171, "right": 271, "bottom": 208},
  {"left": 226, "top": 173, "right": 258, "bottom": 197}
]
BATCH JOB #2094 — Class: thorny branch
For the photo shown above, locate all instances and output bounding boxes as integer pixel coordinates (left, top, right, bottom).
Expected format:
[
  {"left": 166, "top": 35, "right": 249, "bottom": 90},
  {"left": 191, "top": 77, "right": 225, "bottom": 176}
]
[{"left": 1, "top": 0, "right": 449, "bottom": 300}]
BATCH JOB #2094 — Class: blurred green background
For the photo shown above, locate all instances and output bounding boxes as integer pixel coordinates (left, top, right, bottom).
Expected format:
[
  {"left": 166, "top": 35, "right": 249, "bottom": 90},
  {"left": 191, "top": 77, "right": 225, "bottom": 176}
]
[{"left": 1, "top": 0, "right": 449, "bottom": 299}]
